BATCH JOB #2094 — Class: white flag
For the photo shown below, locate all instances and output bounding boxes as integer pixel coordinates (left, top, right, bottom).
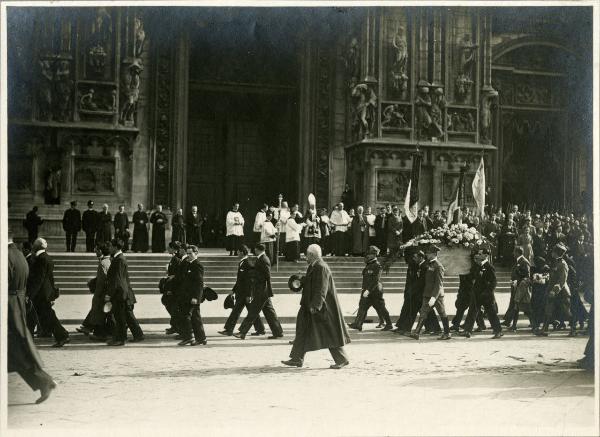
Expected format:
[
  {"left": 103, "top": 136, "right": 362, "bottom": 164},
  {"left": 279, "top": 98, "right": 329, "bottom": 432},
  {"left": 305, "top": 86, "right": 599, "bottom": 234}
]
[
  {"left": 472, "top": 156, "right": 486, "bottom": 218},
  {"left": 404, "top": 179, "right": 418, "bottom": 223}
]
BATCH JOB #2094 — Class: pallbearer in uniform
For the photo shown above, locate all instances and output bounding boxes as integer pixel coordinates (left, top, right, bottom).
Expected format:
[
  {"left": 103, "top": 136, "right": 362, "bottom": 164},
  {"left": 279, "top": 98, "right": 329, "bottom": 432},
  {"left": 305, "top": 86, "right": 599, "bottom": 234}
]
[
  {"left": 7, "top": 235, "right": 57, "bottom": 404},
  {"left": 97, "top": 204, "right": 113, "bottom": 244},
  {"left": 131, "top": 203, "right": 149, "bottom": 252},
  {"left": 260, "top": 211, "right": 278, "bottom": 265},
  {"left": 150, "top": 204, "right": 167, "bottom": 253},
  {"left": 113, "top": 205, "right": 130, "bottom": 252},
  {"left": 62, "top": 200, "right": 81, "bottom": 252},
  {"left": 171, "top": 208, "right": 186, "bottom": 244},
  {"left": 226, "top": 203, "right": 245, "bottom": 256},
  {"left": 178, "top": 245, "right": 207, "bottom": 346},
  {"left": 460, "top": 247, "right": 504, "bottom": 339},
  {"left": 348, "top": 245, "right": 393, "bottom": 331},
  {"left": 409, "top": 245, "right": 451, "bottom": 340},
  {"left": 82, "top": 200, "right": 98, "bottom": 252},
  {"left": 186, "top": 205, "right": 203, "bottom": 246}
]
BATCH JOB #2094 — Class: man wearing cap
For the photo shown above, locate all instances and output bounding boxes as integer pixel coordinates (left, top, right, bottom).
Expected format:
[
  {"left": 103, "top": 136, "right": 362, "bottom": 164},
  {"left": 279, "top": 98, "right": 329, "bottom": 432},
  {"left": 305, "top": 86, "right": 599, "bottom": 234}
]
[
  {"left": 282, "top": 244, "right": 350, "bottom": 369},
  {"left": 460, "top": 247, "right": 503, "bottom": 339},
  {"left": 536, "top": 243, "right": 571, "bottom": 336},
  {"left": 82, "top": 202, "right": 97, "bottom": 251},
  {"left": 409, "top": 245, "right": 451, "bottom": 340},
  {"left": 348, "top": 245, "right": 393, "bottom": 331},
  {"left": 62, "top": 200, "right": 82, "bottom": 252}
]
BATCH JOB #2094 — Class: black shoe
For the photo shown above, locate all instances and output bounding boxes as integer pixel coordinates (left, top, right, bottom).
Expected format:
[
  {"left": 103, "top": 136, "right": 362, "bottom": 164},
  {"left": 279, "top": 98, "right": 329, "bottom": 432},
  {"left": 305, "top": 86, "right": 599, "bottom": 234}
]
[
  {"left": 268, "top": 335, "right": 284, "bottom": 339},
  {"left": 330, "top": 361, "right": 349, "bottom": 369},
  {"left": 89, "top": 334, "right": 107, "bottom": 342},
  {"left": 449, "top": 325, "right": 460, "bottom": 333},
  {"left": 492, "top": 332, "right": 504, "bottom": 339},
  {"left": 178, "top": 338, "right": 193, "bottom": 346},
  {"left": 218, "top": 330, "right": 233, "bottom": 336},
  {"left": 52, "top": 337, "right": 70, "bottom": 348},
  {"left": 76, "top": 326, "right": 91, "bottom": 335},
  {"left": 107, "top": 340, "right": 125, "bottom": 346},
  {"left": 281, "top": 359, "right": 303, "bottom": 368},
  {"left": 250, "top": 332, "right": 265, "bottom": 336},
  {"left": 191, "top": 339, "right": 207, "bottom": 346},
  {"left": 459, "top": 331, "right": 472, "bottom": 338},
  {"left": 501, "top": 320, "right": 511, "bottom": 327},
  {"left": 347, "top": 323, "right": 362, "bottom": 331},
  {"left": 474, "top": 327, "right": 483, "bottom": 332},
  {"left": 165, "top": 327, "right": 177, "bottom": 335},
  {"left": 375, "top": 323, "right": 384, "bottom": 328},
  {"left": 288, "top": 340, "right": 295, "bottom": 345},
  {"left": 438, "top": 333, "right": 452, "bottom": 340},
  {"left": 36, "top": 380, "right": 57, "bottom": 404},
  {"left": 131, "top": 336, "right": 145, "bottom": 343},
  {"left": 233, "top": 332, "right": 246, "bottom": 340},
  {"left": 382, "top": 325, "right": 393, "bottom": 331},
  {"left": 174, "top": 334, "right": 185, "bottom": 340},
  {"left": 409, "top": 332, "right": 420, "bottom": 340}
]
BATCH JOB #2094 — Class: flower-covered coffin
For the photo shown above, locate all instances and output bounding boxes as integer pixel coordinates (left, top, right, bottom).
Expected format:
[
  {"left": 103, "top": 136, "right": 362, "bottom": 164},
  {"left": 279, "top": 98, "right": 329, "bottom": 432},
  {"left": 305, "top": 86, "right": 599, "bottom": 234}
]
[{"left": 406, "top": 223, "right": 486, "bottom": 276}]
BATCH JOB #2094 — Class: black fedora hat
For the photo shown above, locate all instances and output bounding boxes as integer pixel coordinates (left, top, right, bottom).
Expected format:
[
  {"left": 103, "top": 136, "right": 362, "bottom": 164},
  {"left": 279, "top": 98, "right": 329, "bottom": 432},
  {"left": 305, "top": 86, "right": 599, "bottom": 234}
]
[
  {"left": 224, "top": 293, "right": 235, "bottom": 310},
  {"left": 288, "top": 274, "right": 304, "bottom": 292},
  {"left": 202, "top": 286, "right": 218, "bottom": 302}
]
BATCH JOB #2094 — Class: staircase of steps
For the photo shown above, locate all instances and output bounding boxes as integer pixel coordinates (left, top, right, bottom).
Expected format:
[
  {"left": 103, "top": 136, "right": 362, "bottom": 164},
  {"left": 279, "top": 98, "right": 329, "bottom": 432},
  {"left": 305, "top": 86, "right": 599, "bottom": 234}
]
[{"left": 52, "top": 252, "right": 513, "bottom": 296}]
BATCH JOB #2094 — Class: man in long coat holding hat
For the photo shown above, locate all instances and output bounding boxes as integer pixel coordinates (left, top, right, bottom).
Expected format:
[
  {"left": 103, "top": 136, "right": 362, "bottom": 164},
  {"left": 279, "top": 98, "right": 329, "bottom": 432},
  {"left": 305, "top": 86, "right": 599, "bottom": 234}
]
[{"left": 282, "top": 244, "right": 351, "bottom": 369}]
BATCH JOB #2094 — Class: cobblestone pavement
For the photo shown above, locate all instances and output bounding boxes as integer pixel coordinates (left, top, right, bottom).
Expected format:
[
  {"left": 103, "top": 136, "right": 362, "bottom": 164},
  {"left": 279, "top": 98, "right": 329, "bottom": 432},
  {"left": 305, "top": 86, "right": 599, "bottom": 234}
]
[{"left": 7, "top": 324, "right": 597, "bottom": 436}]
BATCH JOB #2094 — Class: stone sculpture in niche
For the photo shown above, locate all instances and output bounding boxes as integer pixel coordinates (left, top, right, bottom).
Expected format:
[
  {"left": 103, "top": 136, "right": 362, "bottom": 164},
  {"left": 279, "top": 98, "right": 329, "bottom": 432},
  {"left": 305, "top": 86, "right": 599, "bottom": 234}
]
[
  {"left": 88, "top": 8, "right": 113, "bottom": 76},
  {"left": 120, "top": 60, "right": 143, "bottom": 126},
  {"left": 80, "top": 88, "right": 98, "bottom": 111},
  {"left": 455, "top": 33, "right": 478, "bottom": 102},
  {"left": 351, "top": 82, "right": 377, "bottom": 140},
  {"left": 480, "top": 87, "right": 498, "bottom": 143},
  {"left": 381, "top": 104, "right": 408, "bottom": 129},
  {"left": 134, "top": 17, "right": 146, "bottom": 57},
  {"left": 54, "top": 60, "right": 73, "bottom": 122},
  {"left": 343, "top": 37, "right": 360, "bottom": 90},
  {"left": 430, "top": 87, "right": 447, "bottom": 139},
  {"left": 415, "top": 80, "right": 434, "bottom": 140},
  {"left": 391, "top": 25, "right": 409, "bottom": 99},
  {"left": 37, "top": 60, "right": 54, "bottom": 121}
]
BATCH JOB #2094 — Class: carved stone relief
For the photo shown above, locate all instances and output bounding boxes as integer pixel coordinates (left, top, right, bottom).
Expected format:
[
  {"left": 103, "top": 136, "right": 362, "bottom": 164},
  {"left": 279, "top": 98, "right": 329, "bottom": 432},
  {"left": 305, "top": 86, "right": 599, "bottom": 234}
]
[
  {"left": 381, "top": 104, "right": 411, "bottom": 130},
  {"left": 351, "top": 81, "right": 377, "bottom": 140},
  {"left": 448, "top": 108, "right": 476, "bottom": 133},
  {"left": 376, "top": 170, "right": 410, "bottom": 203}
]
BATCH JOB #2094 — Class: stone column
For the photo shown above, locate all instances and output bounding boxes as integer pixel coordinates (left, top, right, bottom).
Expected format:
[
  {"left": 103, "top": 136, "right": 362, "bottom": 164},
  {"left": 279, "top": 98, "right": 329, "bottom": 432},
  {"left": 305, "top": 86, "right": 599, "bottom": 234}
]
[
  {"left": 172, "top": 29, "right": 190, "bottom": 210},
  {"left": 297, "top": 37, "right": 316, "bottom": 206}
]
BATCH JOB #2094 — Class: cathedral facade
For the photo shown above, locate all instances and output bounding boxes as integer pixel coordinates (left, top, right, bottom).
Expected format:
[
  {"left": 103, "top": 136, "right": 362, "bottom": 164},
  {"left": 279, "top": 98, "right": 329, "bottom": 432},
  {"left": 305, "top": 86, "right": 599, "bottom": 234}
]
[{"left": 6, "top": 6, "right": 593, "bottom": 238}]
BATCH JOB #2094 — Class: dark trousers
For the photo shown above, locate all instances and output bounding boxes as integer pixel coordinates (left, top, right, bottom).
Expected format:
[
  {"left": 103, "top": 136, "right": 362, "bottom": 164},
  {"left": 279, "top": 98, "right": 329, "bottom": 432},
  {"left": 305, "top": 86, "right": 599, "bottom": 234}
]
[
  {"left": 115, "top": 230, "right": 129, "bottom": 252},
  {"left": 285, "top": 241, "right": 300, "bottom": 261},
  {"left": 290, "top": 310, "right": 348, "bottom": 364},
  {"left": 332, "top": 232, "right": 346, "bottom": 256},
  {"left": 264, "top": 241, "right": 277, "bottom": 266},
  {"left": 223, "top": 296, "right": 265, "bottom": 333},
  {"left": 25, "top": 299, "right": 40, "bottom": 335},
  {"left": 503, "top": 286, "right": 517, "bottom": 323},
  {"left": 239, "top": 297, "right": 283, "bottom": 337},
  {"left": 65, "top": 231, "right": 78, "bottom": 252},
  {"left": 180, "top": 304, "right": 206, "bottom": 341},
  {"left": 463, "top": 292, "right": 502, "bottom": 334},
  {"left": 161, "top": 293, "right": 180, "bottom": 331},
  {"left": 111, "top": 301, "right": 144, "bottom": 342},
  {"left": 353, "top": 294, "right": 392, "bottom": 329},
  {"left": 452, "top": 294, "right": 486, "bottom": 329},
  {"left": 34, "top": 299, "right": 68, "bottom": 342},
  {"left": 85, "top": 232, "right": 96, "bottom": 252},
  {"left": 17, "top": 366, "right": 54, "bottom": 391}
]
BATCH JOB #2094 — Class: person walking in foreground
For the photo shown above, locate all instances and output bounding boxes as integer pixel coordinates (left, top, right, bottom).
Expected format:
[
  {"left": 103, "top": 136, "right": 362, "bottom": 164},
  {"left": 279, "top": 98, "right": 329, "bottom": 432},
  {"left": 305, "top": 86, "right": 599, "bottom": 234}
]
[
  {"left": 8, "top": 235, "right": 57, "bottom": 404},
  {"left": 282, "top": 244, "right": 351, "bottom": 369},
  {"left": 409, "top": 245, "right": 451, "bottom": 340}
]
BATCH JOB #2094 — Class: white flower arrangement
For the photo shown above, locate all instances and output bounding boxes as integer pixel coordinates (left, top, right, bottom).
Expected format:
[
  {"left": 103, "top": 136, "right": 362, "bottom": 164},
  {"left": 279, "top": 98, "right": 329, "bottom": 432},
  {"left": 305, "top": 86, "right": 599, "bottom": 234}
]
[{"left": 408, "top": 224, "right": 489, "bottom": 251}]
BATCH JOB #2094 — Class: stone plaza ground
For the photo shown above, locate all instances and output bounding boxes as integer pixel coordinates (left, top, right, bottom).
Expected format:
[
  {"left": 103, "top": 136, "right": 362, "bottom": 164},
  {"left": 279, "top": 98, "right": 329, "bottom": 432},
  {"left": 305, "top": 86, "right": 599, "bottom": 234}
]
[{"left": 7, "top": 323, "right": 597, "bottom": 436}]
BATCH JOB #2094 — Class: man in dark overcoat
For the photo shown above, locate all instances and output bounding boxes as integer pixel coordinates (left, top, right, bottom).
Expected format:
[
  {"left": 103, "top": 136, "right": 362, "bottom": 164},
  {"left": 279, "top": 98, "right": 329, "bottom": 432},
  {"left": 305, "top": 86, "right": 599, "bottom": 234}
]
[
  {"left": 282, "top": 244, "right": 351, "bottom": 369},
  {"left": 8, "top": 236, "right": 57, "bottom": 404},
  {"left": 105, "top": 239, "right": 144, "bottom": 345},
  {"left": 219, "top": 245, "right": 266, "bottom": 336},
  {"left": 27, "top": 238, "right": 70, "bottom": 347},
  {"left": 131, "top": 203, "right": 149, "bottom": 252},
  {"left": 186, "top": 205, "right": 203, "bottom": 246},
  {"left": 161, "top": 242, "right": 183, "bottom": 335},
  {"left": 97, "top": 204, "right": 113, "bottom": 244},
  {"left": 235, "top": 244, "right": 283, "bottom": 339},
  {"left": 62, "top": 200, "right": 82, "bottom": 252},
  {"left": 150, "top": 204, "right": 167, "bottom": 253},
  {"left": 82, "top": 200, "right": 98, "bottom": 252},
  {"left": 113, "top": 205, "right": 130, "bottom": 252},
  {"left": 23, "top": 206, "right": 44, "bottom": 244},
  {"left": 177, "top": 245, "right": 207, "bottom": 346}
]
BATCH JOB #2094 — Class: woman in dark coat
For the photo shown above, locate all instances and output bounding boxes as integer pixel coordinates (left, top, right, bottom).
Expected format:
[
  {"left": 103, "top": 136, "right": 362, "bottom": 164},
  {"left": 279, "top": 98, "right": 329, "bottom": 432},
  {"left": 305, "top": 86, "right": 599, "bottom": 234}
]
[
  {"left": 283, "top": 244, "right": 351, "bottom": 368},
  {"left": 8, "top": 239, "right": 56, "bottom": 403},
  {"left": 132, "top": 204, "right": 149, "bottom": 252},
  {"left": 171, "top": 208, "right": 186, "bottom": 244},
  {"left": 150, "top": 205, "right": 167, "bottom": 253}
]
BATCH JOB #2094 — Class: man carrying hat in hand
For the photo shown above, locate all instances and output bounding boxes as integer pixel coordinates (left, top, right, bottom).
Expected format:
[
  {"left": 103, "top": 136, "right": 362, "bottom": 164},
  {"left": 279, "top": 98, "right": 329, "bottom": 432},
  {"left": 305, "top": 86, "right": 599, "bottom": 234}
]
[
  {"left": 410, "top": 245, "right": 451, "bottom": 340},
  {"left": 348, "top": 245, "right": 393, "bottom": 331}
]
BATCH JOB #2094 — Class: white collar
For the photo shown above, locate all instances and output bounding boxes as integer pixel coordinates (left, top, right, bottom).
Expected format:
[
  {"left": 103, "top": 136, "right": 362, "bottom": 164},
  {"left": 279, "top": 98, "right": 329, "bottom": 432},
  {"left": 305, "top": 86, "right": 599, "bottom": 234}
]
[
  {"left": 101, "top": 255, "right": 110, "bottom": 261},
  {"left": 35, "top": 249, "right": 46, "bottom": 256},
  {"left": 516, "top": 255, "right": 524, "bottom": 263},
  {"left": 181, "top": 254, "right": 188, "bottom": 260},
  {"left": 481, "top": 259, "right": 488, "bottom": 266},
  {"left": 418, "top": 260, "right": 425, "bottom": 266},
  {"left": 113, "top": 250, "right": 123, "bottom": 258}
]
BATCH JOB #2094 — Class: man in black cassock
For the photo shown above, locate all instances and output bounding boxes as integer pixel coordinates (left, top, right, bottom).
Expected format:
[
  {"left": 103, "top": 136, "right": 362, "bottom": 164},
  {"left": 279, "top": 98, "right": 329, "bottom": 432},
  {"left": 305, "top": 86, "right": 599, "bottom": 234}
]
[
  {"left": 23, "top": 206, "right": 44, "bottom": 244},
  {"left": 97, "top": 204, "right": 113, "bottom": 244},
  {"left": 113, "top": 204, "right": 130, "bottom": 252},
  {"left": 82, "top": 200, "right": 98, "bottom": 252},
  {"left": 150, "top": 204, "right": 167, "bottom": 253},
  {"left": 131, "top": 203, "right": 149, "bottom": 252},
  {"left": 8, "top": 236, "right": 57, "bottom": 404},
  {"left": 186, "top": 205, "right": 203, "bottom": 246},
  {"left": 62, "top": 200, "right": 81, "bottom": 252}
]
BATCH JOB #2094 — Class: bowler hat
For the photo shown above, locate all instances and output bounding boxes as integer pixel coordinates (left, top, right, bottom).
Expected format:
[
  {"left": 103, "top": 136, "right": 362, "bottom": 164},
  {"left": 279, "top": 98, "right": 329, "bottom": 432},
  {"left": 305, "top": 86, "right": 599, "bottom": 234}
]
[
  {"left": 224, "top": 294, "right": 235, "bottom": 310},
  {"left": 288, "top": 274, "right": 304, "bottom": 292},
  {"left": 425, "top": 244, "right": 441, "bottom": 253},
  {"left": 202, "top": 286, "right": 218, "bottom": 302}
]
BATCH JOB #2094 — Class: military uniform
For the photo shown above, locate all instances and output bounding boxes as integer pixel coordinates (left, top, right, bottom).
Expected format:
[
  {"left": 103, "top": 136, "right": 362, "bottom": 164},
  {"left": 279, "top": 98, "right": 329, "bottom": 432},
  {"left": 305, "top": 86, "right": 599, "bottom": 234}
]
[{"left": 349, "top": 258, "right": 392, "bottom": 331}]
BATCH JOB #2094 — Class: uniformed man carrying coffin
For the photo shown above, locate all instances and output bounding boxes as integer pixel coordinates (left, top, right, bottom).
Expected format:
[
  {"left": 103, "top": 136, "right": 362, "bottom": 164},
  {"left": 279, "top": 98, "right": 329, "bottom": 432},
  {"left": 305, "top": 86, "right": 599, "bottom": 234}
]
[
  {"left": 348, "top": 245, "right": 393, "bottom": 331},
  {"left": 409, "top": 244, "right": 452, "bottom": 340}
]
